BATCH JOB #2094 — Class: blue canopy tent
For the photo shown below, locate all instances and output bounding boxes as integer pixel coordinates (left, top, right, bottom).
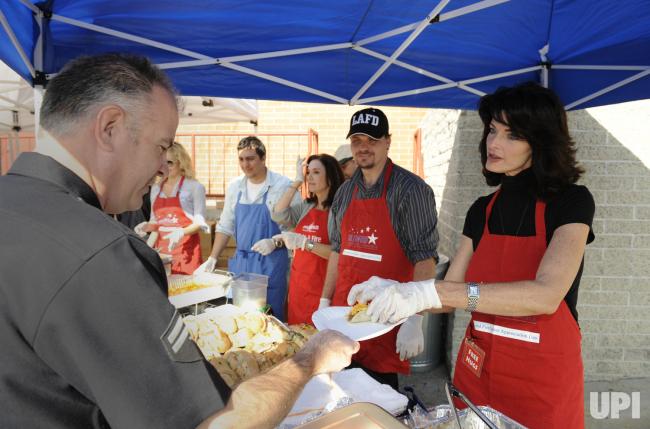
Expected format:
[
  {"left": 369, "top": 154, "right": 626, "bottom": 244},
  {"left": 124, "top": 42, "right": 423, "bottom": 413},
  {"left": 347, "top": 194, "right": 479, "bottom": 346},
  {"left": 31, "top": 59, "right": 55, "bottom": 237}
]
[{"left": 1, "top": 0, "right": 649, "bottom": 111}]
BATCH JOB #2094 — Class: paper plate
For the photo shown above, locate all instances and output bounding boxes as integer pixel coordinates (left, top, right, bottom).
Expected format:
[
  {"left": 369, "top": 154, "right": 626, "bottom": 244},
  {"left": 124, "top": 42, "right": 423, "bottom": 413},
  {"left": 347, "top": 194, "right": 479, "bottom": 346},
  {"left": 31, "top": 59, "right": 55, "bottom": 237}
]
[{"left": 311, "top": 306, "right": 406, "bottom": 341}]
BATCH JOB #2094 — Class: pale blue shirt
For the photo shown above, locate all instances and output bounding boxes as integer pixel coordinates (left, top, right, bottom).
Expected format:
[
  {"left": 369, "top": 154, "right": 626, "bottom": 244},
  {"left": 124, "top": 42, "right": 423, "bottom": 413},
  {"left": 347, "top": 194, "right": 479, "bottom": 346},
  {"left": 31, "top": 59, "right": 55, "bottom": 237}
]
[{"left": 216, "top": 170, "right": 301, "bottom": 237}]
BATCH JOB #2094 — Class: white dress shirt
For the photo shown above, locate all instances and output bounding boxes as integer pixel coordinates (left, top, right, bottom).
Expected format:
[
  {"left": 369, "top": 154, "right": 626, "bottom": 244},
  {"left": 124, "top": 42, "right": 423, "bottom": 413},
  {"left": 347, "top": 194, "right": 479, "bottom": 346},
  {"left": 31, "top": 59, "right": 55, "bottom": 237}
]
[{"left": 216, "top": 170, "right": 301, "bottom": 237}]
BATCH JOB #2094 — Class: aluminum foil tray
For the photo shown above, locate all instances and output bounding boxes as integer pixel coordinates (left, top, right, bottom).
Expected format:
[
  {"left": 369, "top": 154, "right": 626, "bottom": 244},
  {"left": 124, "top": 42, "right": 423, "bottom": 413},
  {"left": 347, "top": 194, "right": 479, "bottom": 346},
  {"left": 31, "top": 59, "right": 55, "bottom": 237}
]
[{"left": 428, "top": 405, "right": 527, "bottom": 429}]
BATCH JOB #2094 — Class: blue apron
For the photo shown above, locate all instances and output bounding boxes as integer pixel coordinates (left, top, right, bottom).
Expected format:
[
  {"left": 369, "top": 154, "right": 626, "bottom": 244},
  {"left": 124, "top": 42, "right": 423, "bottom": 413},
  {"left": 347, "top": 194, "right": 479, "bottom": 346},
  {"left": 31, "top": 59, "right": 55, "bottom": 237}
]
[{"left": 228, "top": 189, "right": 289, "bottom": 321}]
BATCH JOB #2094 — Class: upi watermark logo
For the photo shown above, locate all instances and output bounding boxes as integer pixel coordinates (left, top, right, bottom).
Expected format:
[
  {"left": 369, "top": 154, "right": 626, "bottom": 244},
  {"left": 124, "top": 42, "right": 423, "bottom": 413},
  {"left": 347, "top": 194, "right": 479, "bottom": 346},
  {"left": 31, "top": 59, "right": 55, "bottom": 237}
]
[{"left": 590, "top": 392, "right": 641, "bottom": 419}]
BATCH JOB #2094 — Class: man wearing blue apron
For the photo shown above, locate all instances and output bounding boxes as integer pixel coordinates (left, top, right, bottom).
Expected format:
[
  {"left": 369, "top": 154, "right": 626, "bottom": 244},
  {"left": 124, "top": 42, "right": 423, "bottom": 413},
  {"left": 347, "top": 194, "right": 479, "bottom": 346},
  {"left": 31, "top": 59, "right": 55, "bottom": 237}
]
[{"left": 196, "top": 136, "right": 300, "bottom": 321}]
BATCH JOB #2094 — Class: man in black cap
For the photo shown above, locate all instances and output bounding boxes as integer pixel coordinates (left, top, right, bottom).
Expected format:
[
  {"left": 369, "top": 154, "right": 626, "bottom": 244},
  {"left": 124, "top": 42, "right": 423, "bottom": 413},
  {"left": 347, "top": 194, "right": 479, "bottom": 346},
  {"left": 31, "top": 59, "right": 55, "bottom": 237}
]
[{"left": 319, "top": 107, "right": 440, "bottom": 389}]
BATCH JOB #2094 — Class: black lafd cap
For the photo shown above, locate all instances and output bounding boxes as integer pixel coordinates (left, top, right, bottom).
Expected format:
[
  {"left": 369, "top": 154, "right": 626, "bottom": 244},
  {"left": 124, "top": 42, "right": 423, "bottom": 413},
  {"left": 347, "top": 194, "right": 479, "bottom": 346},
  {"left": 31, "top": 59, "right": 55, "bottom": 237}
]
[{"left": 346, "top": 108, "right": 389, "bottom": 139}]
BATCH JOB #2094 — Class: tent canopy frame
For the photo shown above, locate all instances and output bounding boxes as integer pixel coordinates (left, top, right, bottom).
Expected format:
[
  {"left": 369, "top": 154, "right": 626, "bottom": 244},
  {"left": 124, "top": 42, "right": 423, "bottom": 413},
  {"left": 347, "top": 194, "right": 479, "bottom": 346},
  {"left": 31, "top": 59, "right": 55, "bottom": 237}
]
[{"left": 1, "top": 0, "right": 648, "bottom": 111}]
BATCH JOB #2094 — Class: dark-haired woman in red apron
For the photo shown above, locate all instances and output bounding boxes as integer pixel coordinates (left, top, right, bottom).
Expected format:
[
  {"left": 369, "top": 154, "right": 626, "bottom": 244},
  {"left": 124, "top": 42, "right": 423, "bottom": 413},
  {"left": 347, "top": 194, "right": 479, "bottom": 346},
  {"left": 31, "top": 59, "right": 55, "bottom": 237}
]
[
  {"left": 271, "top": 154, "right": 345, "bottom": 325},
  {"left": 346, "top": 83, "right": 594, "bottom": 428},
  {"left": 144, "top": 143, "right": 206, "bottom": 275}
]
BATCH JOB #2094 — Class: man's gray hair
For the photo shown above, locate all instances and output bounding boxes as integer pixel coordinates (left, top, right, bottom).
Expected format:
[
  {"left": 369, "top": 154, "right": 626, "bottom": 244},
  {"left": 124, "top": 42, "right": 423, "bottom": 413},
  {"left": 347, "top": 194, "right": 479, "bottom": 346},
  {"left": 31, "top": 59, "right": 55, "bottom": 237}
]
[{"left": 40, "top": 53, "right": 177, "bottom": 136}]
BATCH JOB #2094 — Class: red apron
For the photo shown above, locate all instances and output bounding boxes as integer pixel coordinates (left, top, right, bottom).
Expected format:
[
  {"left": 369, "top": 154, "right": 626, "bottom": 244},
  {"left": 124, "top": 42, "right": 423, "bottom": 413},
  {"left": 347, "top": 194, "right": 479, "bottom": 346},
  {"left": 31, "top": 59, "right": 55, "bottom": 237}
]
[
  {"left": 287, "top": 207, "right": 330, "bottom": 325},
  {"left": 153, "top": 176, "right": 203, "bottom": 275},
  {"left": 453, "top": 190, "right": 584, "bottom": 429},
  {"left": 332, "top": 162, "right": 413, "bottom": 374}
]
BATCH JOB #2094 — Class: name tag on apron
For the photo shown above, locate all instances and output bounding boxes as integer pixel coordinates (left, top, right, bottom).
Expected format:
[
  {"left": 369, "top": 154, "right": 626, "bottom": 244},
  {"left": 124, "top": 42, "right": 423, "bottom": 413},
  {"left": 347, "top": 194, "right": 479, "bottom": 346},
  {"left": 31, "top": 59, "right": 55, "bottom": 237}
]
[{"left": 460, "top": 337, "right": 485, "bottom": 378}]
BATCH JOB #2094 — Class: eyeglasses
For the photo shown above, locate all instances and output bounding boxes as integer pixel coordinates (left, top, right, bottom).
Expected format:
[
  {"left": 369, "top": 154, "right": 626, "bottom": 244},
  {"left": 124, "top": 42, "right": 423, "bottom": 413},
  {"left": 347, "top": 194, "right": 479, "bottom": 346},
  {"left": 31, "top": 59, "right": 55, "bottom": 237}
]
[{"left": 166, "top": 160, "right": 175, "bottom": 166}]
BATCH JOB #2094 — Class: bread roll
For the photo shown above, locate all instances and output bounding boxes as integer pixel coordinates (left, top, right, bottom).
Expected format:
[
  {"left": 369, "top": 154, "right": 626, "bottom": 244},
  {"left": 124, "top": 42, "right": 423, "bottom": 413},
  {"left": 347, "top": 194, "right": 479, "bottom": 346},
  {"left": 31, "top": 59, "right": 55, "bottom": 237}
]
[
  {"left": 210, "top": 314, "right": 238, "bottom": 334},
  {"left": 210, "top": 357, "right": 240, "bottom": 388},
  {"left": 225, "top": 350, "right": 260, "bottom": 379},
  {"left": 248, "top": 332, "right": 275, "bottom": 354},
  {"left": 229, "top": 328, "right": 254, "bottom": 349},
  {"left": 238, "top": 312, "right": 267, "bottom": 334}
]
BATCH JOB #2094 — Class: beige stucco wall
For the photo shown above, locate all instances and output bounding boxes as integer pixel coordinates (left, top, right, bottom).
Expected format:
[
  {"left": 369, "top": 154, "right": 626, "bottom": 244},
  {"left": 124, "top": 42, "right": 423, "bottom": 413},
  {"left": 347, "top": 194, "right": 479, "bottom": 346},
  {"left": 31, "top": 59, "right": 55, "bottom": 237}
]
[
  {"left": 418, "top": 101, "right": 650, "bottom": 382},
  {"left": 177, "top": 100, "right": 428, "bottom": 209}
]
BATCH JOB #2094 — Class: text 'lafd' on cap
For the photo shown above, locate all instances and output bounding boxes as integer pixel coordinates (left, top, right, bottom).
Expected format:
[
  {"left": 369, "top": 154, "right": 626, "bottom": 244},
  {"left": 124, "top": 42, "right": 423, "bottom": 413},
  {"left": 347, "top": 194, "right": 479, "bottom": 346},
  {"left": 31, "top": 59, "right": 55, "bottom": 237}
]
[{"left": 346, "top": 108, "right": 389, "bottom": 139}]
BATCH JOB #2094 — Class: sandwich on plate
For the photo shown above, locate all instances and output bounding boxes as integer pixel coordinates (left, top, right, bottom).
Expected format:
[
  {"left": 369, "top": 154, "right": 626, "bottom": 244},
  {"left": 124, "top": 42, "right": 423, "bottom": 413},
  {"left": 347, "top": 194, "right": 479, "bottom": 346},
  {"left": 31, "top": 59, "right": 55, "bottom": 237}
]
[{"left": 347, "top": 302, "right": 371, "bottom": 323}]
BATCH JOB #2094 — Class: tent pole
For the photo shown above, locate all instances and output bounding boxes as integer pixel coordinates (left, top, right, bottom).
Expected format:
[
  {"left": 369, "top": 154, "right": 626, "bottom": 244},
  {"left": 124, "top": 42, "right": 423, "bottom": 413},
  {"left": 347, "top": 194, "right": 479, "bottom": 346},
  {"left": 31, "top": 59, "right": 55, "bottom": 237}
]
[
  {"left": 50, "top": 14, "right": 212, "bottom": 61},
  {"left": 350, "top": 0, "right": 451, "bottom": 104},
  {"left": 32, "top": 7, "right": 46, "bottom": 137},
  {"left": 0, "top": 9, "right": 35, "bottom": 78},
  {"left": 356, "top": 0, "right": 510, "bottom": 47},
  {"left": 539, "top": 44, "right": 549, "bottom": 88},
  {"left": 565, "top": 69, "right": 650, "bottom": 110},
  {"left": 554, "top": 65, "right": 650, "bottom": 71},
  {"left": 353, "top": 46, "right": 484, "bottom": 97},
  {"left": 219, "top": 62, "right": 348, "bottom": 104},
  {"left": 0, "top": 94, "right": 31, "bottom": 111},
  {"left": 158, "top": 43, "right": 353, "bottom": 70},
  {"left": 357, "top": 65, "right": 540, "bottom": 104}
]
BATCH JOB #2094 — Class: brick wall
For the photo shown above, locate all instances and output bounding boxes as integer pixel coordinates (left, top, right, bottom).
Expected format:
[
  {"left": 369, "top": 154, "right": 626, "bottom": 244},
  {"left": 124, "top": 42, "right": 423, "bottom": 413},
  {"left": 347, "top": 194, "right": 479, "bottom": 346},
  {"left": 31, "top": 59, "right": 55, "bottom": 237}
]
[
  {"left": 418, "top": 101, "right": 650, "bottom": 382},
  {"left": 177, "top": 101, "right": 429, "bottom": 220}
]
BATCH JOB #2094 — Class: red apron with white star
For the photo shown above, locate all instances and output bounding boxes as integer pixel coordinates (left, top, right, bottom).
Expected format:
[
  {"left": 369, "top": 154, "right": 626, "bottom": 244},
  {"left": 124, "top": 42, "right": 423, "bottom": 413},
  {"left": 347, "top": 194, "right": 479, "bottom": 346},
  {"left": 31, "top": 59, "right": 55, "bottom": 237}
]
[
  {"left": 287, "top": 207, "right": 330, "bottom": 325},
  {"left": 153, "top": 176, "right": 203, "bottom": 275},
  {"left": 453, "top": 190, "right": 584, "bottom": 428},
  {"left": 332, "top": 161, "right": 413, "bottom": 374}
]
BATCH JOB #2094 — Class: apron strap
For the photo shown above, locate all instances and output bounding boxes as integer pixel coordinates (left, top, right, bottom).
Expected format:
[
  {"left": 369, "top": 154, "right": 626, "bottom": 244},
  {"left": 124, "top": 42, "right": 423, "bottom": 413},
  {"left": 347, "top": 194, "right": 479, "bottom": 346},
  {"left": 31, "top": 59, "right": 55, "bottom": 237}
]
[
  {"left": 157, "top": 176, "right": 185, "bottom": 199},
  {"left": 156, "top": 178, "right": 166, "bottom": 200},
  {"left": 483, "top": 189, "right": 547, "bottom": 238},
  {"left": 483, "top": 189, "right": 501, "bottom": 235},
  {"left": 175, "top": 176, "right": 185, "bottom": 197},
  {"left": 262, "top": 186, "right": 269, "bottom": 204}
]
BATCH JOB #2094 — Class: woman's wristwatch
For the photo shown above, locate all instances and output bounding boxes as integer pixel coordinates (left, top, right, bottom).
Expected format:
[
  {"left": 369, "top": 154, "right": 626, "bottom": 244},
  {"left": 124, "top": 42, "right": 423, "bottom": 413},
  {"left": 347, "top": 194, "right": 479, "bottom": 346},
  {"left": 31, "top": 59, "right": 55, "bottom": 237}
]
[
  {"left": 305, "top": 240, "right": 315, "bottom": 252},
  {"left": 466, "top": 282, "right": 480, "bottom": 312}
]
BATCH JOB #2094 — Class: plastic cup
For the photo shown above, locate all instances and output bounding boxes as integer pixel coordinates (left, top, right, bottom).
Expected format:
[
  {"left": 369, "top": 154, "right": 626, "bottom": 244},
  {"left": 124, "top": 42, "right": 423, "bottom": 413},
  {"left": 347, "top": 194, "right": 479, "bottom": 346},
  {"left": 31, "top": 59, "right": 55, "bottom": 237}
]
[{"left": 232, "top": 273, "right": 268, "bottom": 312}]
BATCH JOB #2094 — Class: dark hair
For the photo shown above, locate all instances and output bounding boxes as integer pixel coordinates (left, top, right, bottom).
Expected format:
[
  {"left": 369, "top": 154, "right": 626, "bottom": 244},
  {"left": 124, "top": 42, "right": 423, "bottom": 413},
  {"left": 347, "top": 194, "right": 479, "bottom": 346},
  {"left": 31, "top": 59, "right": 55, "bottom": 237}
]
[
  {"left": 478, "top": 82, "right": 584, "bottom": 198},
  {"left": 305, "top": 154, "right": 345, "bottom": 209},
  {"left": 41, "top": 53, "right": 176, "bottom": 136},
  {"left": 237, "top": 136, "right": 266, "bottom": 159}
]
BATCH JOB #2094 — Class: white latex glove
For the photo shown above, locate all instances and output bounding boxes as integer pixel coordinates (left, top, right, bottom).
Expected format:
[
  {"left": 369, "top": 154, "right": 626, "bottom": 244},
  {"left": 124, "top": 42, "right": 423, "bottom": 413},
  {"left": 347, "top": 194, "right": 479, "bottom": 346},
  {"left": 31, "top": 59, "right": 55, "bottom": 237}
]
[
  {"left": 194, "top": 256, "right": 217, "bottom": 274},
  {"left": 295, "top": 156, "right": 306, "bottom": 182},
  {"left": 251, "top": 238, "right": 276, "bottom": 256},
  {"left": 347, "top": 276, "right": 398, "bottom": 306},
  {"left": 281, "top": 231, "right": 308, "bottom": 250},
  {"left": 162, "top": 227, "right": 185, "bottom": 251},
  {"left": 396, "top": 314, "right": 424, "bottom": 360},
  {"left": 134, "top": 221, "right": 149, "bottom": 238},
  {"left": 318, "top": 298, "right": 331, "bottom": 310},
  {"left": 367, "top": 280, "right": 442, "bottom": 324}
]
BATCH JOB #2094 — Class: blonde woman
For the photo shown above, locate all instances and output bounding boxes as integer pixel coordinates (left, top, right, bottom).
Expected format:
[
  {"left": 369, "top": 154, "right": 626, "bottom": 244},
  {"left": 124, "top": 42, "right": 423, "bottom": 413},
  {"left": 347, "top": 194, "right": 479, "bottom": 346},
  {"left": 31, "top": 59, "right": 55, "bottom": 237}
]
[{"left": 143, "top": 142, "right": 208, "bottom": 274}]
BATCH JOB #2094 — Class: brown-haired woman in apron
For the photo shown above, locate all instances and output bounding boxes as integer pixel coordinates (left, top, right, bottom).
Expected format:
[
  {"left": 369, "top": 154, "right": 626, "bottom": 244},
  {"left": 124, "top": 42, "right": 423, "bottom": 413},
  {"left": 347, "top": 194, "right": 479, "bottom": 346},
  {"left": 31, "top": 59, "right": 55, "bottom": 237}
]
[{"left": 272, "top": 154, "right": 345, "bottom": 325}]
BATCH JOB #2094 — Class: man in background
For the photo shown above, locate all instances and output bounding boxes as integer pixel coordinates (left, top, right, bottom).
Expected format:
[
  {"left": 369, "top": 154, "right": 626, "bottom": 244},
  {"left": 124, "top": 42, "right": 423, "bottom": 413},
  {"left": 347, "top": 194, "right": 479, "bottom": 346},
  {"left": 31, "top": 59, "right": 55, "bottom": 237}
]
[
  {"left": 196, "top": 136, "right": 300, "bottom": 321},
  {"left": 334, "top": 143, "right": 357, "bottom": 179}
]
